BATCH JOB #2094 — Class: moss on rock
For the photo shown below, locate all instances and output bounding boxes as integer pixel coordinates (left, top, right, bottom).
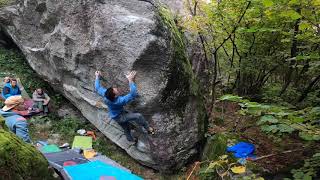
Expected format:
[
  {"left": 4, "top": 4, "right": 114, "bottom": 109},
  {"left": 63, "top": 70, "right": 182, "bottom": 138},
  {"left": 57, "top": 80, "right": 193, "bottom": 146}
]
[
  {"left": 202, "top": 133, "right": 228, "bottom": 161},
  {"left": 0, "top": 116, "right": 8, "bottom": 131},
  {"left": 0, "top": 122, "right": 55, "bottom": 179},
  {"left": 157, "top": 5, "right": 208, "bottom": 140},
  {"left": 158, "top": 6, "right": 199, "bottom": 111}
]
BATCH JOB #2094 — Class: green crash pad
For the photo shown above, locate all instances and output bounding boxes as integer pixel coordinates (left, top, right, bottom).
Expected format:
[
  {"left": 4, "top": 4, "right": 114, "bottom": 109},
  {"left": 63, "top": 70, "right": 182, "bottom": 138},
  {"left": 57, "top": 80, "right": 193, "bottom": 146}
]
[
  {"left": 41, "top": 144, "right": 62, "bottom": 153},
  {"left": 72, "top": 136, "right": 92, "bottom": 149}
]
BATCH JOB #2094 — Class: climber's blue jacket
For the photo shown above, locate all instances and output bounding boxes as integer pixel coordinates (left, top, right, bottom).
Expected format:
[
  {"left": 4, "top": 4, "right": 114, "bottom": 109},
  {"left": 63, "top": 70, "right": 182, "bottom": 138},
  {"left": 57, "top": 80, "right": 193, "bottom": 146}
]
[
  {"left": 95, "top": 77, "right": 137, "bottom": 119},
  {"left": 1, "top": 83, "right": 21, "bottom": 99}
]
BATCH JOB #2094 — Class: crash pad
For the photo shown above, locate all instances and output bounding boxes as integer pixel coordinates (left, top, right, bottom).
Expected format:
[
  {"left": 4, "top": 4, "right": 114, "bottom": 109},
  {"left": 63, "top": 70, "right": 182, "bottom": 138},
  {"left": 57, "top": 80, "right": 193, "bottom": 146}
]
[
  {"left": 63, "top": 161, "right": 143, "bottom": 180},
  {"left": 227, "top": 142, "right": 255, "bottom": 158},
  {"left": 72, "top": 136, "right": 92, "bottom": 149},
  {"left": 43, "top": 150, "right": 89, "bottom": 171},
  {"left": 41, "top": 144, "right": 62, "bottom": 153},
  {"left": 83, "top": 149, "right": 97, "bottom": 159},
  {"left": 89, "top": 155, "right": 131, "bottom": 172}
]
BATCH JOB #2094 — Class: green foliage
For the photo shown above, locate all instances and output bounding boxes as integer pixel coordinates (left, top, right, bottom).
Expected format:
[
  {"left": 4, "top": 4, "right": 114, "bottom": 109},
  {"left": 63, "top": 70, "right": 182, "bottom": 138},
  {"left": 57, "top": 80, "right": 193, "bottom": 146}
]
[
  {"left": 183, "top": 0, "right": 320, "bottom": 106},
  {"left": 288, "top": 152, "right": 320, "bottom": 180},
  {"left": 51, "top": 117, "right": 85, "bottom": 141},
  {"left": 202, "top": 133, "right": 228, "bottom": 161},
  {"left": 0, "top": 129, "right": 56, "bottom": 179},
  {"left": 0, "top": 0, "right": 12, "bottom": 7},
  {"left": 219, "top": 95, "right": 243, "bottom": 102},
  {"left": 199, "top": 155, "right": 230, "bottom": 179},
  {"left": 158, "top": 6, "right": 200, "bottom": 111},
  {"left": 220, "top": 94, "right": 320, "bottom": 140},
  {"left": 0, "top": 116, "right": 8, "bottom": 131}
]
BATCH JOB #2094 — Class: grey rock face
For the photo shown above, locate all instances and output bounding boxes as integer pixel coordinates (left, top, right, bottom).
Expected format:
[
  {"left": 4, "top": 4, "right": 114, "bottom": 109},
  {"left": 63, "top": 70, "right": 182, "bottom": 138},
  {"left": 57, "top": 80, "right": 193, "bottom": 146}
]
[{"left": 0, "top": 0, "right": 205, "bottom": 171}]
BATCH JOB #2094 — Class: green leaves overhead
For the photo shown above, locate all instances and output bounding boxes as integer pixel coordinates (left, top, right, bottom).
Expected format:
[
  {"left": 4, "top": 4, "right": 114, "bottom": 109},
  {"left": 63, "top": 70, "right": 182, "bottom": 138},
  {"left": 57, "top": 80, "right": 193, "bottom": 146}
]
[
  {"left": 299, "top": 22, "right": 312, "bottom": 31},
  {"left": 262, "top": 0, "right": 274, "bottom": 7},
  {"left": 280, "top": 10, "right": 302, "bottom": 20}
]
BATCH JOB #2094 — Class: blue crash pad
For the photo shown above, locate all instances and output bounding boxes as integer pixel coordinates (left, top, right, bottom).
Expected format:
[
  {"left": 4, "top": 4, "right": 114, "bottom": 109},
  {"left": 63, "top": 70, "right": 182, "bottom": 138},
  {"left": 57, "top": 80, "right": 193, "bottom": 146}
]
[
  {"left": 63, "top": 161, "right": 143, "bottom": 180},
  {"left": 227, "top": 142, "right": 255, "bottom": 158}
]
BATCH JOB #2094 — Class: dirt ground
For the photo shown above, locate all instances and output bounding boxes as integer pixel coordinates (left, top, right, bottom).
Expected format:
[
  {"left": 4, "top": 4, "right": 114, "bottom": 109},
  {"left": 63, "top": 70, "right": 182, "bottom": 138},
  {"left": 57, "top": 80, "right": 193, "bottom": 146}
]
[{"left": 210, "top": 102, "right": 320, "bottom": 177}]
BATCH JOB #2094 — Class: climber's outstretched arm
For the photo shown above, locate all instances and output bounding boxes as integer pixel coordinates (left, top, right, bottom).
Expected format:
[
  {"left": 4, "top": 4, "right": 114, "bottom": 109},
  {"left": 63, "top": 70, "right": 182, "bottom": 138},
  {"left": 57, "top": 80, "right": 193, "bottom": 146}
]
[{"left": 95, "top": 71, "right": 107, "bottom": 97}]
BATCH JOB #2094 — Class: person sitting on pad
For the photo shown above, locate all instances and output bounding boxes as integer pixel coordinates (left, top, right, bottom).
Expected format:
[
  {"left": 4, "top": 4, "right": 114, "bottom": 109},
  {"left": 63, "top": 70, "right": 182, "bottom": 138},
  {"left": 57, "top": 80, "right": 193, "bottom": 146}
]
[
  {"left": 94, "top": 70, "right": 155, "bottom": 142},
  {"left": 2, "top": 95, "right": 31, "bottom": 143},
  {"left": 1, "top": 78, "right": 21, "bottom": 100},
  {"left": 32, "top": 88, "right": 50, "bottom": 115}
]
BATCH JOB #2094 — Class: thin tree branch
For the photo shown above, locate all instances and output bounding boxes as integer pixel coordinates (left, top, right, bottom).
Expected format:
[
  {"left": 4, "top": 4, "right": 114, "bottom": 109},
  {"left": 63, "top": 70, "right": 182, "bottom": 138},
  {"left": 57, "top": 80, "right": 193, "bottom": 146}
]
[{"left": 215, "top": 1, "right": 252, "bottom": 52}]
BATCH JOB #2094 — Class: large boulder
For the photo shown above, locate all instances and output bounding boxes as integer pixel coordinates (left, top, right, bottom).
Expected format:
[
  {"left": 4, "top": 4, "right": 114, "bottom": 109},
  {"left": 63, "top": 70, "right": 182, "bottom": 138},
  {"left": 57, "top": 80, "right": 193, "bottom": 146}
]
[{"left": 0, "top": 0, "right": 206, "bottom": 171}]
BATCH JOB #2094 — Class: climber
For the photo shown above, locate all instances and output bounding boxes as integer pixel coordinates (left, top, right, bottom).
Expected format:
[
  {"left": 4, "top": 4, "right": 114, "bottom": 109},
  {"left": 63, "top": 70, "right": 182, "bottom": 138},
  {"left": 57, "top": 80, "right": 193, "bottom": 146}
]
[
  {"left": 1, "top": 78, "right": 21, "bottom": 100},
  {"left": 94, "top": 70, "right": 155, "bottom": 142},
  {"left": 32, "top": 88, "right": 50, "bottom": 115}
]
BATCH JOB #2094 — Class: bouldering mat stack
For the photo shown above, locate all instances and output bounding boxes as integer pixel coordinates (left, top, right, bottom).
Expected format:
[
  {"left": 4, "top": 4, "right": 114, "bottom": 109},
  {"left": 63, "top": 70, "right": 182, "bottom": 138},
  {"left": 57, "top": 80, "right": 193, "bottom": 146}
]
[
  {"left": 63, "top": 161, "right": 143, "bottom": 180},
  {"left": 40, "top": 135, "right": 142, "bottom": 179}
]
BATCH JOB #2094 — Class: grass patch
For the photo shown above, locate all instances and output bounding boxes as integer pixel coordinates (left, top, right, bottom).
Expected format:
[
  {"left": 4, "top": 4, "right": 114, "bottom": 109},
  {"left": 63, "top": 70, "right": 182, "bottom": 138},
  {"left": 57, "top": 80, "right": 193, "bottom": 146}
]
[{"left": 0, "top": 0, "right": 12, "bottom": 7}]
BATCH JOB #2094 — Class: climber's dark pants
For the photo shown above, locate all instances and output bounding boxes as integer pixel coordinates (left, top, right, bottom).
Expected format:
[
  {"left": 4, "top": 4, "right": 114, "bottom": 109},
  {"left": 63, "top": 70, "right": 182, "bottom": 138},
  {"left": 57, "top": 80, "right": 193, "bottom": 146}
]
[{"left": 116, "top": 111, "right": 149, "bottom": 142}]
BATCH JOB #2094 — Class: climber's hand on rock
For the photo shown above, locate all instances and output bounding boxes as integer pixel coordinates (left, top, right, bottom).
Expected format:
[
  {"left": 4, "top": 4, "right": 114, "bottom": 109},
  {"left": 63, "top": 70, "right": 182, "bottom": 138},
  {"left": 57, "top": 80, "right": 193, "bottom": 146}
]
[
  {"left": 126, "top": 71, "right": 136, "bottom": 82},
  {"left": 95, "top": 71, "right": 101, "bottom": 78}
]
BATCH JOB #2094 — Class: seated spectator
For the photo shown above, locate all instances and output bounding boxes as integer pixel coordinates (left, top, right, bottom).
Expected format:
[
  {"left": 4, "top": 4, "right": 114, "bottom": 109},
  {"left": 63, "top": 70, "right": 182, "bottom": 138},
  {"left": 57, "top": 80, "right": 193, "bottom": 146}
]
[
  {"left": 2, "top": 95, "right": 31, "bottom": 143},
  {"left": 1, "top": 78, "right": 21, "bottom": 100},
  {"left": 3, "top": 76, "right": 10, "bottom": 84},
  {"left": 32, "top": 88, "right": 50, "bottom": 115}
]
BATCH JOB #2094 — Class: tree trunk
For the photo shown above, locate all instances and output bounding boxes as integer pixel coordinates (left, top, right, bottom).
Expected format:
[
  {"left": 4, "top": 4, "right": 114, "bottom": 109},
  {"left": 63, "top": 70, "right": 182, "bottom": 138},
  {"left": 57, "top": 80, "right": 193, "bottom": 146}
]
[
  {"left": 297, "top": 74, "right": 320, "bottom": 103},
  {"left": 280, "top": 9, "right": 301, "bottom": 96}
]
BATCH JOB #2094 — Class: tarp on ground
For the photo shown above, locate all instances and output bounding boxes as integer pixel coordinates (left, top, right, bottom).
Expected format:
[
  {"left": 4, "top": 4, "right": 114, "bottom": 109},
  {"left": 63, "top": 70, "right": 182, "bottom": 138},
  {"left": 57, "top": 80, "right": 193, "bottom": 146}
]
[
  {"left": 43, "top": 150, "right": 89, "bottom": 171},
  {"left": 72, "top": 136, "right": 92, "bottom": 150},
  {"left": 63, "top": 161, "right": 143, "bottom": 180}
]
